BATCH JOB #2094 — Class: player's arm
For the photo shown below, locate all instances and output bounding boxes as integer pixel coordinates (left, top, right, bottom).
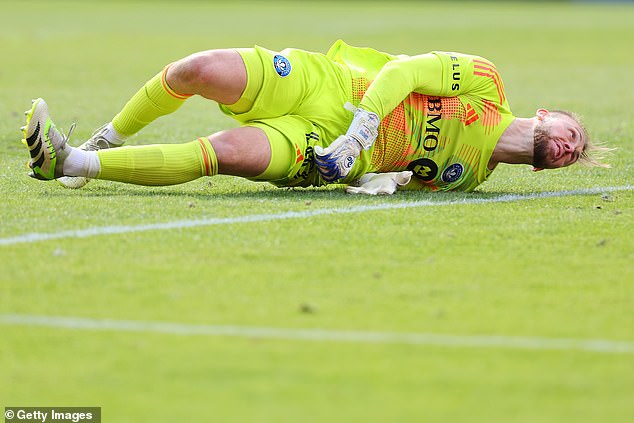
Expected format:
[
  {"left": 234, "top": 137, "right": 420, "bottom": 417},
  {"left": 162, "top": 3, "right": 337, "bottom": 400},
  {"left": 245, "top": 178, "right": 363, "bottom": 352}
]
[
  {"left": 315, "top": 52, "right": 475, "bottom": 182},
  {"left": 360, "top": 52, "right": 473, "bottom": 119}
]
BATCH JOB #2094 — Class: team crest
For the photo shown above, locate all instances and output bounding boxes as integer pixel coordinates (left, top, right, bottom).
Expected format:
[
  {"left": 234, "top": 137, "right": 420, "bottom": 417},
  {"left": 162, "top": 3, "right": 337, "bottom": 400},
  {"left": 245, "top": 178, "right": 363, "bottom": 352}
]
[
  {"left": 273, "top": 55, "right": 292, "bottom": 77},
  {"left": 441, "top": 163, "right": 464, "bottom": 183}
]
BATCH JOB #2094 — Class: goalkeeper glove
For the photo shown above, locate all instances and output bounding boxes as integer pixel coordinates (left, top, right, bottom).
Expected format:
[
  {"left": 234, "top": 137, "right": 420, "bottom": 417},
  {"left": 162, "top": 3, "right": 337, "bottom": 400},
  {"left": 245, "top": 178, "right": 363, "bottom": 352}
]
[
  {"left": 314, "top": 102, "right": 380, "bottom": 182},
  {"left": 346, "top": 171, "right": 412, "bottom": 195}
]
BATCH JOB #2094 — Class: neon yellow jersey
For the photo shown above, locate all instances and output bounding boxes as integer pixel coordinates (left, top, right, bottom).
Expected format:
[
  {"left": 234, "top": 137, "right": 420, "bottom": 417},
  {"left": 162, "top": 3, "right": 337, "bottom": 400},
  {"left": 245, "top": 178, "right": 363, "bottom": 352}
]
[{"left": 327, "top": 40, "right": 515, "bottom": 192}]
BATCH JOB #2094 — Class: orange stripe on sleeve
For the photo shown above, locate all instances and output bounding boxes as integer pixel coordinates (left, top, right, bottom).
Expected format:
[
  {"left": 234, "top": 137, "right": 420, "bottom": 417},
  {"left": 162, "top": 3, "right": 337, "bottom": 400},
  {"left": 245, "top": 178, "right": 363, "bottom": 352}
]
[
  {"left": 474, "top": 71, "right": 505, "bottom": 104},
  {"left": 473, "top": 60, "right": 506, "bottom": 104}
]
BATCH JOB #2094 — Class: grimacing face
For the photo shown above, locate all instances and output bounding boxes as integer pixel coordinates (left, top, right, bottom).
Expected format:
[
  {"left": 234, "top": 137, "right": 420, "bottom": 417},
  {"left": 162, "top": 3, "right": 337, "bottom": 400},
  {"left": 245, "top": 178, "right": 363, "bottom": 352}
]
[{"left": 533, "top": 113, "right": 585, "bottom": 169}]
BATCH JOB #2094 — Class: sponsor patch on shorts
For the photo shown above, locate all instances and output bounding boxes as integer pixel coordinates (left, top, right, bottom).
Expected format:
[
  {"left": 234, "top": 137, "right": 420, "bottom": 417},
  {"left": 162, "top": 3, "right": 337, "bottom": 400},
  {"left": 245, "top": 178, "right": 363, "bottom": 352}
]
[{"left": 273, "top": 55, "right": 291, "bottom": 77}]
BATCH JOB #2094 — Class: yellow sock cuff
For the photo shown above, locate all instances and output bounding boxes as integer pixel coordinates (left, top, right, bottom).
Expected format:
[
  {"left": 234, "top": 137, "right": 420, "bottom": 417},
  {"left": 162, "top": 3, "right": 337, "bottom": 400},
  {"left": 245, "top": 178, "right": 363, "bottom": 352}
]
[
  {"left": 197, "top": 137, "right": 218, "bottom": 177},
  {"left": 160, "top": 64, "right": 193, "bottom": 100}
]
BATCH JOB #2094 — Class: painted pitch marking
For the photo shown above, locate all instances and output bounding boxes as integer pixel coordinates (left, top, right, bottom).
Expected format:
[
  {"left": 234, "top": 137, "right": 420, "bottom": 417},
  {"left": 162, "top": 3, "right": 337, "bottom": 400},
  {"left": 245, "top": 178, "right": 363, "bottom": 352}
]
[
  {"left": 1, "top": 314, "right": 633, "bottom": 354},
  {"left": 1, "top": 185, "right": 632, "bottom": 246}
]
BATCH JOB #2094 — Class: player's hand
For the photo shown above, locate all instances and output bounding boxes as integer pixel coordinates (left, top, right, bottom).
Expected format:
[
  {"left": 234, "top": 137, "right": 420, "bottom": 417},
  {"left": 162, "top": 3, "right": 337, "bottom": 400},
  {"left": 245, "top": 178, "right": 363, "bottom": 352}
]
[
  {"left": 314, "top": 103, "right": 380, "bottom": 182},
  {"left": 314, "top": 135, "right": 362, "bottom": 182},
  {"left": 346, "top": 171, "right": 412, "bottom": 195}
]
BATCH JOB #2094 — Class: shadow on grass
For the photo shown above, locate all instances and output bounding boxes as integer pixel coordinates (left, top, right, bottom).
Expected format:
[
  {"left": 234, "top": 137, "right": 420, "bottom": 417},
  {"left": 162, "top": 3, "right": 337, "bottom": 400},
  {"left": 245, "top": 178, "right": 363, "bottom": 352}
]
[{"left": 38, "top": 180, "right": 518, "bottom": 204}]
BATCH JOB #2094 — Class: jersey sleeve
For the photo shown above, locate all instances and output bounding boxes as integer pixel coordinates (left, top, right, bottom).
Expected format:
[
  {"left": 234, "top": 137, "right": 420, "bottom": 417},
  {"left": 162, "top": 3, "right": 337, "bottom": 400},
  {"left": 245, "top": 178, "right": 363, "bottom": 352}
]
[{"left": 359, "top": 52, "right": 478, "bottom": 119}]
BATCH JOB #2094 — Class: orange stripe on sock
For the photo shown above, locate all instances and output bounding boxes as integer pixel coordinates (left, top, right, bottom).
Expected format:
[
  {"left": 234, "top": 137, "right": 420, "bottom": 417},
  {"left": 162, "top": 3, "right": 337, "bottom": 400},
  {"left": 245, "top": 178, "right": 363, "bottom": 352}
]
[
  {"left": 198, "top": 138, "right": 212, "bottom": 176},
  {"left": 161, "top": 65, "right": 193, "bottom": 100}
]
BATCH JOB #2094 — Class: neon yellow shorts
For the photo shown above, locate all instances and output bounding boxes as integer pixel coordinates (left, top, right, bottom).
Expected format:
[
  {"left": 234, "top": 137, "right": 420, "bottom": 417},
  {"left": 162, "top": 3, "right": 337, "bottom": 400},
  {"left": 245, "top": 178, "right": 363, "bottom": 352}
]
[{"left": 219, "top": 46, "right": 353, "bottom": 187}]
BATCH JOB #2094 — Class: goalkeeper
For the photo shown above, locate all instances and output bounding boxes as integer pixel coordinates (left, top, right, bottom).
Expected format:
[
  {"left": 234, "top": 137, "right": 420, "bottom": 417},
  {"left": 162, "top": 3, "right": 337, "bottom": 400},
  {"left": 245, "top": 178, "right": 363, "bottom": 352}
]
[{"left": 21, "top": 40, "right": 606, "bottom": 195}]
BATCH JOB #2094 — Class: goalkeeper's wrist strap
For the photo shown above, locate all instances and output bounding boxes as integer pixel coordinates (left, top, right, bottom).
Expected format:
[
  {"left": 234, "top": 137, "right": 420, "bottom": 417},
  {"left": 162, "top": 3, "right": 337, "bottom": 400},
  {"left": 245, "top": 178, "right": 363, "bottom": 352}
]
[{"left": 344, "top": 102, "right": 380, "bottom": 150}]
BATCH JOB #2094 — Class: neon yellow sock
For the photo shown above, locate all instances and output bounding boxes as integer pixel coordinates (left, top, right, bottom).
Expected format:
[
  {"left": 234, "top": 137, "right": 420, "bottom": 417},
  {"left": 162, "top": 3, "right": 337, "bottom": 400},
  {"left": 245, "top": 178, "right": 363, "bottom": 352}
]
[
  {"left": 111, "top": 65, "right": 192, "bottom": 136},
  {"left": 96, "top": 138, "right": 218, "bottom": 186}
]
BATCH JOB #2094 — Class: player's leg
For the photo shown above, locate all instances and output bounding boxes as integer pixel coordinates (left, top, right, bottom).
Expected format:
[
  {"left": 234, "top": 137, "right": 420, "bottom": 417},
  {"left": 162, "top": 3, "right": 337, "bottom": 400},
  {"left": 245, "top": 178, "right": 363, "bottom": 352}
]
[
  {"left": 114, "top": 49, "right": 251, "bottom": 139},
  {"left": 24, "top": 112, "right": 271, "bottom": 185},
  {"left": 75, "top": 129, "right": 273, "bottom": 185},
  {"left": 75, "top": 124, "right": 303, "bottom": 185},
  {"left": 24, "top": 46, "right": 321, "bottom": 186},
  {"left": 88, "top": 120, "right": 306, "bottom": 185},
  {"left": 58, "top": 49, "right": 251, "bottom": 188},
  {"left": 22, "top": 99, "right": 303, "bottom": 185},
  {"left": 131, "top": 49, "right": 249, "bottom": 138},
  {"left": 93, "top": 126, "right": 273, "bottom": 185},
  {"left": 79, "top": 49, "right": 249, "bottom": 148}
]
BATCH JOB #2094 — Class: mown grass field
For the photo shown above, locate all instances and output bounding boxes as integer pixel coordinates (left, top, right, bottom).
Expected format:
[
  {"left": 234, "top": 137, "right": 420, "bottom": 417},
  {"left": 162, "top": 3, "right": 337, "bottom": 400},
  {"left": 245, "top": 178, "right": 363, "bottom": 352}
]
[{"left": 1, "top": 1, "right": 633, "bottom": 422}]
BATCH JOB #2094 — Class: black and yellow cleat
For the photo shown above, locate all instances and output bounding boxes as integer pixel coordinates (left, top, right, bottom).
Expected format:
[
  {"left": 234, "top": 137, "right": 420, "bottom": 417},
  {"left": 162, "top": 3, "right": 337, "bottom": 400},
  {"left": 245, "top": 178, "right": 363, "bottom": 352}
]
[{"left": 21, "top": 98, "right": 73, "bottom": 180}]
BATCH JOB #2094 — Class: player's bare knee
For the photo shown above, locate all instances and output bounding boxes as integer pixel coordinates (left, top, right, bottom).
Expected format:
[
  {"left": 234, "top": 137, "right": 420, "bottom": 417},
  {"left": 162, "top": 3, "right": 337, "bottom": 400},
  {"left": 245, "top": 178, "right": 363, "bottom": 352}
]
[
  {"left": 209, "top": 132, "right": 237, "bottom": 164},
  {"left": 167, "top": 50, "right": 245, "bottom": 103},
  {"left": 208, "top": 129, "right": 270, "bottom": 177},
  {"left": 168, "top": 52, "right": 213, "bottom": 93}
]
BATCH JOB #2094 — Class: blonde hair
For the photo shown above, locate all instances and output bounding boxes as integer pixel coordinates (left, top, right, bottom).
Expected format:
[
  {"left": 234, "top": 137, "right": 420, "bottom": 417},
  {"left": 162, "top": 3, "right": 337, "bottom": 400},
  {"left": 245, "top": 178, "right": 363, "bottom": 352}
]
[{"left": 551, "top": 110, "right": 613, "bottom": 168}]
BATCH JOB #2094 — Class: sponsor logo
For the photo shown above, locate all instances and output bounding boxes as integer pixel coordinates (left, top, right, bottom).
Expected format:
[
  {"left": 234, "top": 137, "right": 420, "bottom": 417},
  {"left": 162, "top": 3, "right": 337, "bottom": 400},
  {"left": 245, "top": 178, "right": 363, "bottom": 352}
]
[
  {"left": 442, "top": 163, "right": 464, "bottom": 183},
  {"left": 344, "top": 156, "right": 355, "bottom": 169},
  {"left": 273, "top": 55, "right": 291, "bottom": 77},
  {"left": 423, "top": 97, "right": 442, "bottom": 152},
  {"left": 450, "top": 55, "right": 461, "bottom": 91},
  {"left": 407, "top": 158, "right": 438, "bottom": 181}
]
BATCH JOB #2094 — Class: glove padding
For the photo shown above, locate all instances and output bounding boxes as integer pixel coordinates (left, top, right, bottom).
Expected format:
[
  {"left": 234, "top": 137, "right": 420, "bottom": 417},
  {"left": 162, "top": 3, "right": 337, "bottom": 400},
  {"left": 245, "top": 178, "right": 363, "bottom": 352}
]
[
  {"left": 314, "top": 102, "right": 380, "bottom": 182},
  {"left": 346, "top": 171, "right": 412, "bottom": 195},
  {"left": 314, "top": 135, "right": 362, "bottom": 182}
]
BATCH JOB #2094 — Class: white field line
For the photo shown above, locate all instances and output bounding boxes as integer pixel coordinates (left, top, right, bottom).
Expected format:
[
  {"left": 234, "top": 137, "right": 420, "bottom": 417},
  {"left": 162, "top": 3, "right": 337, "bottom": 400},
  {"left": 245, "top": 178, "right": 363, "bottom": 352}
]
[
  {"left": 1, "top": 314, "right": 633, "bottom": 354},
  {"left": 1, "top": 185, "right": 632, "bottom": 247}
]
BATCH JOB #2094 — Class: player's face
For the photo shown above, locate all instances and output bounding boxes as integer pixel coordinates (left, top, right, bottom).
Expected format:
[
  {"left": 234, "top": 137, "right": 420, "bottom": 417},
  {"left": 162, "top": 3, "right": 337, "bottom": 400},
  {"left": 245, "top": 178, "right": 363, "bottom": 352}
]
[{"left": 533, "top": 113, "right": 585, "bottom": 169}]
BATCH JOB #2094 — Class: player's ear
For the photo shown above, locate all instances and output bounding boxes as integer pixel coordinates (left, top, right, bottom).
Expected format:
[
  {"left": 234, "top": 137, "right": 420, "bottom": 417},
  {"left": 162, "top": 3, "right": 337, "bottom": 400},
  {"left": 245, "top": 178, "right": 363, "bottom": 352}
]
[{"left": 536, "top": 109, "right": 549, "bottom": 121}]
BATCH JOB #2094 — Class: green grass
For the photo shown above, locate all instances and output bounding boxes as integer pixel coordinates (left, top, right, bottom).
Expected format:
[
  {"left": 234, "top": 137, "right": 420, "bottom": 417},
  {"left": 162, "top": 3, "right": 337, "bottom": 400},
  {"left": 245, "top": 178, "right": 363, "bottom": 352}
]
[{"left": 1, "top": 1, "right": 633, "bottom": 422}]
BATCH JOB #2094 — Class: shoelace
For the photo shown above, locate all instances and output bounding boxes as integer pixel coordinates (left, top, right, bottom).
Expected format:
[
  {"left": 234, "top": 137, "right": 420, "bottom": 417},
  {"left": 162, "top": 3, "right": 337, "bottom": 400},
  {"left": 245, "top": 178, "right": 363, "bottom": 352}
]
[{"left": 64, "top": 122, "right": 77, "bottom": 145}]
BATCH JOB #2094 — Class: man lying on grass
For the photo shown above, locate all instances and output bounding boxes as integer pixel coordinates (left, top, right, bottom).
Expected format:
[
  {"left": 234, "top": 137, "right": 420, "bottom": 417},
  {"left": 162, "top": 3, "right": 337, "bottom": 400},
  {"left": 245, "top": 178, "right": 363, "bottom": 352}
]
[{"left": 21, "top": 40, "right": 608, "bottom": 195}]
